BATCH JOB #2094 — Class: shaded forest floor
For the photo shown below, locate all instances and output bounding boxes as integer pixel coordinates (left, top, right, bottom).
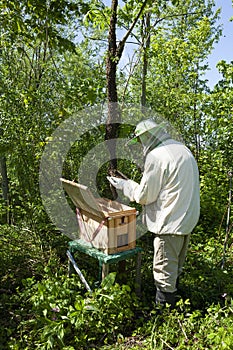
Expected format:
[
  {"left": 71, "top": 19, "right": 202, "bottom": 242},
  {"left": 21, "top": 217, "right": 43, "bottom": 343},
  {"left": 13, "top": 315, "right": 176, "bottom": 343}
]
[{"left": 0, "top": 224, "right": 233, "bottom": 349}]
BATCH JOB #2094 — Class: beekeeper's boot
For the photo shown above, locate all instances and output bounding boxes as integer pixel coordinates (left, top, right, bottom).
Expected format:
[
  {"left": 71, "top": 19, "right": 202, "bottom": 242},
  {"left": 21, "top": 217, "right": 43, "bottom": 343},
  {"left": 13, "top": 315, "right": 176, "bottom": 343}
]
[{"left": 155, "top": 290, "right": 176, "bottom": 310}]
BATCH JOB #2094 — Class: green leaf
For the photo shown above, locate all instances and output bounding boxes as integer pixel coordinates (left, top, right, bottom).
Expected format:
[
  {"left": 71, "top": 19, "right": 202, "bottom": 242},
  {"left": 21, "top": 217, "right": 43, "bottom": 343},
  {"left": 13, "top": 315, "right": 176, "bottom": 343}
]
[{"left": 101, "top": 272, "right": 116, "bottom": 289}]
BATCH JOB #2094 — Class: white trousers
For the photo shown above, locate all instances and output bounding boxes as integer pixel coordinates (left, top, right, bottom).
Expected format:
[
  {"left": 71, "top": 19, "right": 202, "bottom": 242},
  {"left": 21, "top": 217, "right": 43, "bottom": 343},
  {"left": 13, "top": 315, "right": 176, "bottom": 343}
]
[{"left": 153, "top": 234, "right": 190, "bottom": 293}]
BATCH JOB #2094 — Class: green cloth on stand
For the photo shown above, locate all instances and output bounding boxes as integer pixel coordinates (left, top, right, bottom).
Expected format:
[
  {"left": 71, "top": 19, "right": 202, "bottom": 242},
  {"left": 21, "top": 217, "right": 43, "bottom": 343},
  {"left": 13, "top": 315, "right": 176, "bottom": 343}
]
[{"left": 68, "top": 239, "right": 142, "bottom": 264}]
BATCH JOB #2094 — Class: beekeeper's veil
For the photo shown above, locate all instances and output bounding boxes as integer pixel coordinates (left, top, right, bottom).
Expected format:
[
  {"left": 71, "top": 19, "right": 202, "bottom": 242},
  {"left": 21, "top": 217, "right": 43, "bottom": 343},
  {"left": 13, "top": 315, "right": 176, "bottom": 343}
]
[{"left": 127, "top": 119, "right": 170, "bottom": 156}]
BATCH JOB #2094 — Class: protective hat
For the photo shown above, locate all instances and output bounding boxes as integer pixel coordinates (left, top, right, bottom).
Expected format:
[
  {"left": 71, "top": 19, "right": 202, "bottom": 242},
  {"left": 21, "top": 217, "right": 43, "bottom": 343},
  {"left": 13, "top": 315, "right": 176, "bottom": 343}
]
[{"left": 127, "top": 119, "right": 165, "bottom": 145}]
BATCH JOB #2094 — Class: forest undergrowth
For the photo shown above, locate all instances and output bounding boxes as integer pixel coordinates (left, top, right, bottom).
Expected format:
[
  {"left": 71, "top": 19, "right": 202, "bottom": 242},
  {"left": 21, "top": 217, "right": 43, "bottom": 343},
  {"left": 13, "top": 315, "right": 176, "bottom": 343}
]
[{"left": 0, "top": 223, "right": 232, "bottom": 350}]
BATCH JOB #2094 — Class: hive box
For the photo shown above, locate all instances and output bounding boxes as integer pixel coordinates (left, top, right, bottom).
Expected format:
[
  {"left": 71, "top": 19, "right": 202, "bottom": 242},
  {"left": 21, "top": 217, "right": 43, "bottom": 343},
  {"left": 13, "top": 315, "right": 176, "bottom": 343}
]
[{"left": 61, "top": 178, "right": 137, "bottom": 254}]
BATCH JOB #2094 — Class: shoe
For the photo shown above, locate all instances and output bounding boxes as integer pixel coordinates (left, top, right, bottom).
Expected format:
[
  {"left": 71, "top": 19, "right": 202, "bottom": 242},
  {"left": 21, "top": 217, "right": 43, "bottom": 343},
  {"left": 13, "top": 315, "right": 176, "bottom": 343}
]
[{"left": 155, "top": 290, "right": 176, "bottom": 310}]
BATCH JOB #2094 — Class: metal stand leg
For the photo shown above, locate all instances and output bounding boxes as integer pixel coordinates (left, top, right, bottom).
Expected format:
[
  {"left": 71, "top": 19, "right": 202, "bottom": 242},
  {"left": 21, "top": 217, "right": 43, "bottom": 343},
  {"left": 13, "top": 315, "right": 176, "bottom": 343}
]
[
  {"left": 102, "top": 263, "right": 109, "bottom": 280},
  {"left": 135, "top": 252, "right": 142, "bottom": 296},
  {"left": 68, "top": 258, "right": 72, "bottom": 276},
  {"left": 68, "top": 254, "right": 76, "bottom": 276},
  {"left": 66, "top": 250, "right": 92, "bottom": 292},
  {"left": 98, "top": 261, "right": 103, "bottom": 284}
]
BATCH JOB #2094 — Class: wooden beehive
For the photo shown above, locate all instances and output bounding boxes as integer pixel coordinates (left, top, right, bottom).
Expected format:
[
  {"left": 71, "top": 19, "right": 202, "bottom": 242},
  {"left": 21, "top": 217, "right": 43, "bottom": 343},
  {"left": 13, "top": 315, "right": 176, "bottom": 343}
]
[{"left": 61, "top": 178, "right": 137, "bottom": 254}]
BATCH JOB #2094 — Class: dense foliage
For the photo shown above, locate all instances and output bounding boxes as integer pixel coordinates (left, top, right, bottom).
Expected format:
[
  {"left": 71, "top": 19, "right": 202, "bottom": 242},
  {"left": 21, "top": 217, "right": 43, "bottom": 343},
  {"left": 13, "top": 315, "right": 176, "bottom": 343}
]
[
  {"left": 0, "top": 0, "right": 232, "bottom": 349},
  {"left": 0, "top": 225, "right": 232, "bottom": 349}
]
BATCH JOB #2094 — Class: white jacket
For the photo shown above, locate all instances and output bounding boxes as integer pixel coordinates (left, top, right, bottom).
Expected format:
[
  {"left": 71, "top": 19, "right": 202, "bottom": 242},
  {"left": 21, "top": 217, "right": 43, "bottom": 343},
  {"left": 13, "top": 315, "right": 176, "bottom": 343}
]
[{"left": 123, "top": 139, "right": 200, "bottom": 235}]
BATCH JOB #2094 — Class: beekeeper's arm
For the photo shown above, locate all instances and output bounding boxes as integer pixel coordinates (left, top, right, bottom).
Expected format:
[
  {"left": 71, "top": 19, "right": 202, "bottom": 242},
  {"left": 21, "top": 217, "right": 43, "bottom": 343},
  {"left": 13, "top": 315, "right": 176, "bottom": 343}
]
[{"left": 108, "top": 154, "right": 165, "bottom": 204}]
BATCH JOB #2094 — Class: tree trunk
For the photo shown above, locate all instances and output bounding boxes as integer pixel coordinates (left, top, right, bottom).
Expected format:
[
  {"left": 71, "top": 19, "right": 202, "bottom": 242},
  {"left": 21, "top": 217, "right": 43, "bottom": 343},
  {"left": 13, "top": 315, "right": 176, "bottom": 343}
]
[
  {"left": 0, "top": 127, "right": 9, "bottom": 204},
  {"left": 105, "top": 0, "right": 149, "bottom": 186},
  {"left": 0, "top": 155, "right": 9, "bottom": 203},
  {"left": 0, "top": 154, "right": 9, "bottom": 224},
  {"left": 105, "top": 0, "right": 120, "bottom": 179},
  {"left": 141, "top": 13, "right": 151, "bottom": 108}
]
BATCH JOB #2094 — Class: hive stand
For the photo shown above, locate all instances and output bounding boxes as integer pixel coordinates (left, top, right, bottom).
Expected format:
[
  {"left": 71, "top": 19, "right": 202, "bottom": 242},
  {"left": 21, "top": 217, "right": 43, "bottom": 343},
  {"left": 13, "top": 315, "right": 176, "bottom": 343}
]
[{"left": 67, "top": 239, "right": 142, "bottom": 296}]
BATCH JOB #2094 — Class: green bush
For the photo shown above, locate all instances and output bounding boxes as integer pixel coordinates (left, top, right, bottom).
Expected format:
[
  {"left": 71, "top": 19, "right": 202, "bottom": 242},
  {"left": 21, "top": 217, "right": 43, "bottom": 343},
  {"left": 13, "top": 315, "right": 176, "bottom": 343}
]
[
  {"left": 1, "top": 219, "right": 233, "bottom": 350},
  {"left": 149, "top": 299, "right": 233, "bottom": 350},
  {"left": 8, "top": 272, "right": 139, "bottom": 349}
]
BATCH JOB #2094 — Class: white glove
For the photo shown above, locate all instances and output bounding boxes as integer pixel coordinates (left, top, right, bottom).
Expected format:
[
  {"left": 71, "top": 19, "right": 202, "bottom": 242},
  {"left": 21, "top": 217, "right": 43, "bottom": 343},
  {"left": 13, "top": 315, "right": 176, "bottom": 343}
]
[{"left": 107, "top": 176, "right": 127, "bottom": 190}]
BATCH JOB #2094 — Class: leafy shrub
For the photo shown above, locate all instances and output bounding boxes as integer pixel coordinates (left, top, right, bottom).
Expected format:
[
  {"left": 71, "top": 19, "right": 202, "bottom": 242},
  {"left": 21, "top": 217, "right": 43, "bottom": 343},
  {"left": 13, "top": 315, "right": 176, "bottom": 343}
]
[
  {"left": 9, "top": 271, "right": 139, "bottom": 349},
  {"left": 182, "top": 233, "right": 233, "bottom": 309},
  {"left": 149, "top": 299, "right": 233, "bottom": 350}
]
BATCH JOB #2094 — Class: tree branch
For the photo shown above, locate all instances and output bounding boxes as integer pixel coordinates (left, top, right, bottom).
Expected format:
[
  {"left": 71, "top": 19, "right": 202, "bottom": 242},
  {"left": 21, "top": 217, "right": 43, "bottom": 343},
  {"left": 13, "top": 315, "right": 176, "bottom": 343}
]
[{"left": 116, "top": 0, "right": 149, "bottom": 60}]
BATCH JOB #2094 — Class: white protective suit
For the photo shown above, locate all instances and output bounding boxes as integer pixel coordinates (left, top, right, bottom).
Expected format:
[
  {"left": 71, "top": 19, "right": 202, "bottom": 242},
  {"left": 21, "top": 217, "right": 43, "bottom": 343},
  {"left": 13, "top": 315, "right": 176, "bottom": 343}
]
[{"left": 122, "top": 138, "right": 200, "bottom": 235}]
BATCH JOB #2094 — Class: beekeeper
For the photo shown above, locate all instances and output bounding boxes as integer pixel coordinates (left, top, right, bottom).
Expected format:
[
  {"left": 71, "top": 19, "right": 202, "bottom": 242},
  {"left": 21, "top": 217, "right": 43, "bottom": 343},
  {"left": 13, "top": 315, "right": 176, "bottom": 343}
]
[{"left": 108, "top": 119, "right": 200, "bottom": 308}]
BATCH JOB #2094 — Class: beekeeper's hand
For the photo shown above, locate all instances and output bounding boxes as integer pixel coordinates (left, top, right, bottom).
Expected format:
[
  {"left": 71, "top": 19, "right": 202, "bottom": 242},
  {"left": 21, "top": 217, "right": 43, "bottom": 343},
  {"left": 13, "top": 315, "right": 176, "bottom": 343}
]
[{"left": 107, "top": 176, "right": 127, "bottom": 190}]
